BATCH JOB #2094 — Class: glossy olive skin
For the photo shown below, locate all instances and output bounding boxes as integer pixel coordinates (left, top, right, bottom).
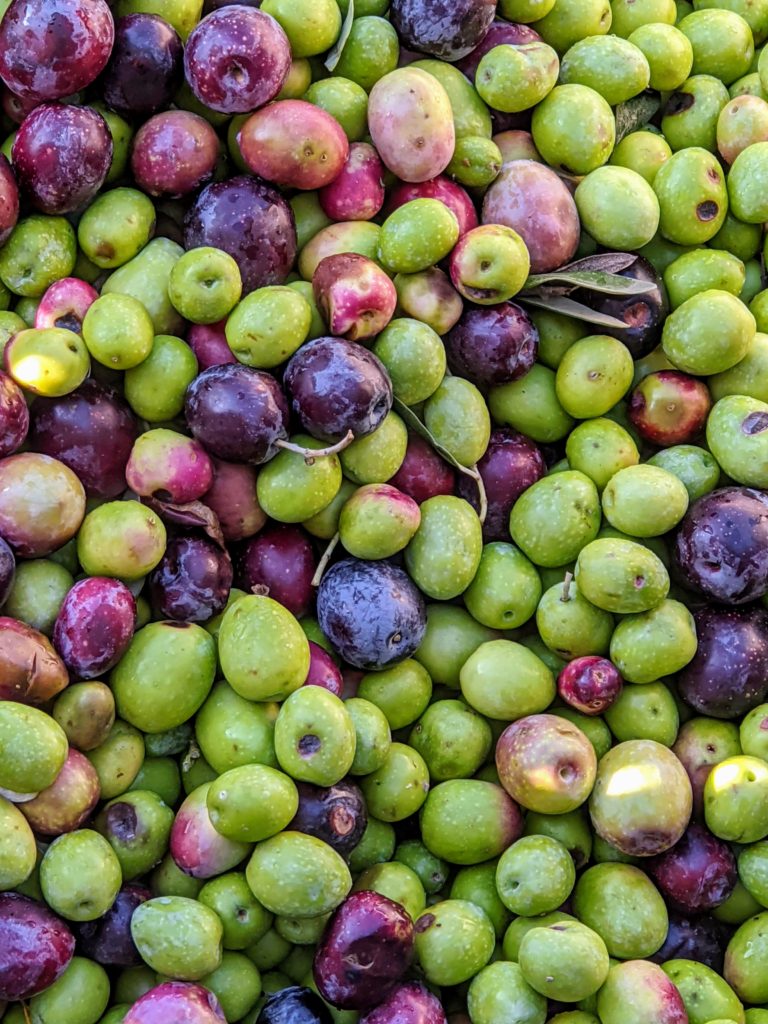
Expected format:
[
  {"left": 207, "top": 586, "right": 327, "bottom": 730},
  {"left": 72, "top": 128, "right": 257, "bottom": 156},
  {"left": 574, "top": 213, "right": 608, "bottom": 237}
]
[
  {"left": 256, "top": 986, "right": 332, "bottom": 1024},
  {"left": 0, "top": 617, "right": 69, "bottom": 705},
  {"left": 317, "top": 559, "right": 427, "bottom": 671},
  {"left": 184, "top": 176, "right": 297, "bottom": 294},
  {"left": 674, "top": 487, "right": 768, "bottom": 604},
  {"left": 0, "top": 893, "right": 75, "bottom": 1002},
  {"left": 313, "top": 891, "right": 414, "bottom": 1010}
]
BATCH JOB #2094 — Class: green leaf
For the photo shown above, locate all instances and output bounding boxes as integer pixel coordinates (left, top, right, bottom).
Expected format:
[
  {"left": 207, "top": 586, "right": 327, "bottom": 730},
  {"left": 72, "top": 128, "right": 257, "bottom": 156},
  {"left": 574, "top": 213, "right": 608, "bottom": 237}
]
[
  {"left": 519, "top": 293, "right": 629, "bottom": 329},
  {"left": 614, "top": 92, "right": 661, "bottom": 146},
  {"left": 325, "top": 0, "right": 355, "bottom": 71},
  {"left": 561, "top": 253, "right": 638, "bottom": 275},
  {"left": 393, "top": 397, "right": 487, "bottom": 522},
  {"left": 523, "top": 270, "right": 656, "bottom": 295}
]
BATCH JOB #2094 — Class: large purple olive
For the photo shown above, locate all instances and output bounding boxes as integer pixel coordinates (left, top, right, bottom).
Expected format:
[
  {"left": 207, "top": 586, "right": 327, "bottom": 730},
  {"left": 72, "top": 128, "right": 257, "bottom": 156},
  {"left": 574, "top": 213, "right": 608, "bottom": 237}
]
[
  {"left": 445, "top": 302, "right": 538, "bottom": 388},
  {"left": 0, "top": 893, "right": 75, "bottom": 1002},
  {"left": 314, "top": 891, "right": 414, "bottom": 1010},
  {"left": 317, "top": 559, "right": 427, "bottom": 671},
  {"left": 76, "top": 884, "right": 151, "bottom": 966},
  {"left": 389, "top": 0, "right": 496, "bottom": 60},
  {"left": 184, "top": 176, "right": 297, "bottom": 293},
  {"left": 29, "top": 379, "right": 138, "bottom": 499},
  {"left": 53, "top": 577, "right": 136, "bottom": 680},
  {"left": 678, "top": 606, "right": 768, "bottom": 718},
  {"left": 184, "top": 364, "right": 290, "bottom": 465},
  {"left": 674, "top": 487, "right": 768, "bottom": 605},
  {"left": 359, "top": 981, "right": 448, "bottom": 1024},
  {"left": 101, "top": 14, "right": 183, "bottom": 118},
  {"left": 284, "top": 337, "right": 393, "bottom": 443}
]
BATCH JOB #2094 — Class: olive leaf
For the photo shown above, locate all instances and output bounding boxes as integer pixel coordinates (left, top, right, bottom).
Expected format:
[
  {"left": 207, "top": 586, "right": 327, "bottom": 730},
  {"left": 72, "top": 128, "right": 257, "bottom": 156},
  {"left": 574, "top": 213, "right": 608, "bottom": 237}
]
[
  {"left": 393, "top": 397, "right": 487, "bottom": 524},
  {"left": 141, "top": 497, "right": 227, "bottom": 550},
  {"left": 325, "top": 0, "right": 354, "bottom": 71},
  {"left": 560, "top": 252, "right": 639, "bottom": 275},
  {"left": 523, "top": 269, "right": 655, "bottom": 295},
  {"left": 519, "top": 292, "right": 629, "bottom": 329},
  {"left": 614, "top": 92, "right": 661, "bottom": 146}
]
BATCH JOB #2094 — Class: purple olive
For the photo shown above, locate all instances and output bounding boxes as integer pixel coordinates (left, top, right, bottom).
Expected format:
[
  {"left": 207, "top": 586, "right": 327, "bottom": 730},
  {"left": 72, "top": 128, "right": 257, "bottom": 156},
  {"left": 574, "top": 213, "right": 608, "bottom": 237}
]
[
  {"left": 674, "top": 487, "right": 768, "bottom": 605},
  {"left": 648, "top": 822, "right": 737, "bottom": 913},
  {"left": 101, "top": 14, "right": 183, "bottom": 118},
  {"left": 0, "top": 370, "right": 29, "bottom": 459},
  {"left": 184, "top": 5, "right": 291, "bottom": 114},
  {"left": 12, "top": 103, "right": 112, "bottom": 215},
  {"left": 445, "top": 302, "right": 538, "bottom": 388},
  {"left": 284, "top": 337, "right": 393, "bottom": 443},
  {"left": 235, "top": 525, "right": 316, "bottom": 618},
  {"left": 289, "top": 781, "right": 367, "bottom": 859},
  {"left": 184, "top": 363, "right": 290, "bottom": 465},
  {"left": 0, "top": 893, "right": 75, "bottom": 1002},
  {"left": 28, "top": 379, "right": 138, "bottom": 499},
  {"left": 678, "top": 605, "right": 768, "bottom": 718},
  {"left": 359, "top": 981, "right": 448, "bottom": 1024},
  {"left": 53, "top": 577, "right": 136, "bottom": 680},
  {"left": 76, "top": 884, "right": 151, "bottom": 966},
  {"left": 184, "top": 176, "right": 297, "bottom": 295},
  {"left": 149, "top": 535, "right": 233, "bottom": 623},
  {"left": 314, "top": 891, "right": 414, "bottom": 1010}
]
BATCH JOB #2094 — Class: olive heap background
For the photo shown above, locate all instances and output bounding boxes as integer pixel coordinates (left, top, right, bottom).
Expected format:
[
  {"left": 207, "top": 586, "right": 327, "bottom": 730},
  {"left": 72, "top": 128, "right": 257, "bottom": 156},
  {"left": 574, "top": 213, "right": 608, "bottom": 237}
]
[{"left": 5, "top": 0, "right": 768, "bottom": 1021}]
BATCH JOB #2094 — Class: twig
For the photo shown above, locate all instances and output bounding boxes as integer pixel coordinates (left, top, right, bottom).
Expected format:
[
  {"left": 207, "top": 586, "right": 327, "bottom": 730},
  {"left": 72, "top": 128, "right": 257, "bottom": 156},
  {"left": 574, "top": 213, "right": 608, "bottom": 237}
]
[{"left": 312, "top": 532, "right": 340, "bottom": 587}]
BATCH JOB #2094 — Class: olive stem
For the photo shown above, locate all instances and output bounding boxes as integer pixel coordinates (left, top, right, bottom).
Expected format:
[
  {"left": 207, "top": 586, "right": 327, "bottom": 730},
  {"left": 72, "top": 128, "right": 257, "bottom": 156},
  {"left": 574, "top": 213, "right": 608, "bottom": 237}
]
[
  {"left": 21, "top": 1004, "right": 31, "bottom": 1024},
  {"left": 276, "top": 430, "right": 355, "bottom": 465},
  {"left": 312, "top": 532, "right": 340, "bottom": 587},
  {"left": 182, "top": 738, "right": 202, "bottom": 775},
  {"left": 561, "top": 571, "right": 574, "bottom": 602},
  {"left": 459, "top": 465, "right": 487, "bottom": 526}
]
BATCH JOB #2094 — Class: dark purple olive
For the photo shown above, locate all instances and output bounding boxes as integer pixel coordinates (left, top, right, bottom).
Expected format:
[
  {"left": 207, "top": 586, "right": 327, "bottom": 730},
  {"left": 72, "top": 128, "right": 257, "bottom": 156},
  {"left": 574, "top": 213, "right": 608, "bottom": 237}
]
[
  {"left": 76, "top": 884, "right": 151, "bottom": 966},
  {"left": 0, "top": 370, "right": 29, "bottom": 458},
  {"left": 575, "top": 256, "right": 668, "bottom": 359},
  {"left": 0, "top": 537, "right": 14, "bottom": 607},
  {"left": 678, "top": 605, "right": 768, "bottom": 718},
  {"left": 256, "top": 986, "right": 332, "bottom": 1024},
  {"left": 359, "top": 981, "right": 448, "bottom": 1024},
  {"left": 184, "top": 176, "right": 297, "bottom": 294},
  {"left": 445, "top": 303, "right": 538, "bottom": 388},
  {"left": 314, "top": 892, "right": 414, "bottom": 1010},
  {"left": 650, "top": 913, "right": 731, "bottom": 973},
  {"left": 648, "top": 822, "right": 737, "bottom": 913},
  {"left": 235, "top": 525, "right": 316, "bottom": 618},
  {"left": 28, "top": 379, "right": 138, "bottom": 499},
  {"left": 184, "top": 363, "right": 290, "bottom": 465},
  {"left": 101, "top": 14, "right": 183, "bottom": 117},
  {"left": 284, "top": 337, "right": 393, "bottom": 444},
  {"left": 289, "top": 782, "right": 367, "bottom": 859},
  {"left": 674, "top": 487, "right": 768, "bottom": 605},
  {"left": 148, "top": 536, "right": 233, "bottom": 623},
  {"left": 317, "top": 559, "right": 427, "bottom": 671},
  {"left": 457, "top": 427, "right": 546, "bottom": 541},
  {"left": 389, "top": 0, "right": 496, "bottom": 60}
]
